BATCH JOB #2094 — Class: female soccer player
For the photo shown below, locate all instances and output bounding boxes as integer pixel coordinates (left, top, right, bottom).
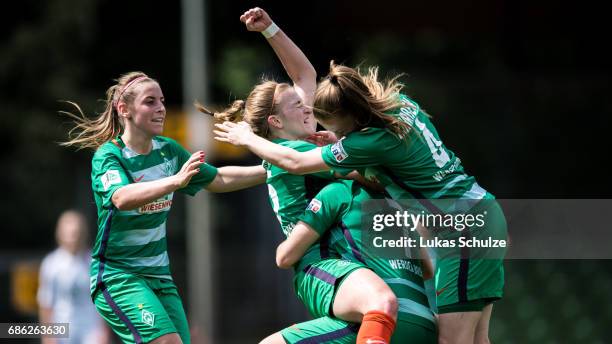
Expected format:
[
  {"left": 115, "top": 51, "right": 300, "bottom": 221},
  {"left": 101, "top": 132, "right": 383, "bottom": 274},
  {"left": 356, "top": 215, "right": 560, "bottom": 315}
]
[
  {"left": 62, "top": 71, "right": 266, "bottom": 344},
  {"left": 214, "top": 62, "right": 508, "bottom": 344},
  {"left": 201, "top": 8, "right": 405, "bottom": 344},
  {"left": 274, "top": 179, "right": 437, "bottom": 343}
]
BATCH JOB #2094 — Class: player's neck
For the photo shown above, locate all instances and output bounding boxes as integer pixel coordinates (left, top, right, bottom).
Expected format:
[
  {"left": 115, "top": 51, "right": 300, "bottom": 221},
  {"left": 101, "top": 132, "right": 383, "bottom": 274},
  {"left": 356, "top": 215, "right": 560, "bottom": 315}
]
[
  {"left": 122, "top": 130, "right": 153, "bottom": 155},
  {"left": 272, "top": 129, "right": 301, "bottom": 141}
]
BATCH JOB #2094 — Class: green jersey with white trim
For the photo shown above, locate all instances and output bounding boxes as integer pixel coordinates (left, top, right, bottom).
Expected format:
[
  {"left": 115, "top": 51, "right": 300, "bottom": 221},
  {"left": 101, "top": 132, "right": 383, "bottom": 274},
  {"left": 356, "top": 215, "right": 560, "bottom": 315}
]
[
  {"left": 299, "top": 181, "right": 436, "bottom": 330},
  {"left": 89, "top": 136, "right": 217, "bottom": 292},
  {"left": 264, "top": 139, "right": 338, "bottom": 271},
  {"left": 321, "top": 94, "right": 491, "bottom": 202}
]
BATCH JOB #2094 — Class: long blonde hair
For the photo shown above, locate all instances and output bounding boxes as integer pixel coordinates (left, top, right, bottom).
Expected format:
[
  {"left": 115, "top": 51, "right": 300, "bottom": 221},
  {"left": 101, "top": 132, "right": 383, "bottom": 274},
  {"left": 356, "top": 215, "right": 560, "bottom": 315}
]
[
  {"left": 61, "top": 71, "right": 155, "bottom": 150},
  {"left": 314, "top": 61, "right": 412, "bottom": 137},
  {"left": 195, "top": 80, "right": 291, "bottom": 139}
]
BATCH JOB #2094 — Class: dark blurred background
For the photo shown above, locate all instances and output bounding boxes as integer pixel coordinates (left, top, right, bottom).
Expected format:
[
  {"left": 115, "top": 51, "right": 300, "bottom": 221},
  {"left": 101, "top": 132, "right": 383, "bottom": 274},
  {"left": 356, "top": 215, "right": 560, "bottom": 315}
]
[{"left": 1, "top": 0, "right": 611, "bottom": 343}]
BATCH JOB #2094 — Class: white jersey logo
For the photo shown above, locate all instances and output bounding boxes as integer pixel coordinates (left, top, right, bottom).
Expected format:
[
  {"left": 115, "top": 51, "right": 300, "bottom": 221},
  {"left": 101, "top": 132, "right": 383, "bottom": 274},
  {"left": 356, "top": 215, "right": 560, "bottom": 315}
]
[
  {"left": 141, "top": 309, "right": 155, "bottom": 327},
  {"left": 101, "top": 170, "right": 122, "bottom": 191},
  {"left": 306, "top": 199, "right": 322, "bottom": 213},
  {"left": 330, "top": 140, "right": 348, "bottom": 162}
]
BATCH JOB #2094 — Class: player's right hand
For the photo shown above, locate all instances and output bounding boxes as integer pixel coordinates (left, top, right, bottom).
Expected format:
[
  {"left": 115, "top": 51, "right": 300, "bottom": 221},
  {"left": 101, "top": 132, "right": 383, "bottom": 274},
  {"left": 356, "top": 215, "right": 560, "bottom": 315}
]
[
  {"left": 175, "top": 151, "right": 204, "bottom": 188},
  {"left": 240, "top": 7, "right": 273, "bottom": 32},
  {"left": 305, "top": 131, "right": 339, "bottom": 146}
]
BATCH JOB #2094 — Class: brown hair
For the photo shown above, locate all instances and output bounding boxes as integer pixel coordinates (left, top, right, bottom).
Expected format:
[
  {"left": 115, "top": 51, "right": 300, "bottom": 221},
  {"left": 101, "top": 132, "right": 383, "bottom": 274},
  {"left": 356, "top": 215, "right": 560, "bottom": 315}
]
[
  {"left": 195, "top": 80, "right": 291, "bottom": 139},
  {"left": 314, "top": 61, "right": 412, "bottom": 137},
  {"left": 61, "top": 71, "right": 155, "bottom": 150}
]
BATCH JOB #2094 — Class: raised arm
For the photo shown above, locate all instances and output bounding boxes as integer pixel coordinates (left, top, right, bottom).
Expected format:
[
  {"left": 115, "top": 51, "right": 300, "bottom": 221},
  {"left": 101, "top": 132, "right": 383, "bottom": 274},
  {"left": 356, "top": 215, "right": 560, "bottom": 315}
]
[
  {"left": 214, "top": 121, "right": 329, "bottom": 174},
  {"left": 240, "top": 7, "right": 316, "bottom": 106},
  {"left": 205, "top": 165, "right": 266, "bottom": 193}
]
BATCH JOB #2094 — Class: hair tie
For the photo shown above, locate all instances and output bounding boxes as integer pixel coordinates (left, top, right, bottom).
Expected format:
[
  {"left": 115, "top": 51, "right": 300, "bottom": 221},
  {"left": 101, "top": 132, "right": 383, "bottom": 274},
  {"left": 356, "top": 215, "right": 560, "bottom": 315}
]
[
  {"left": 269, "top": 83, "right": 279, "bottom": 116},
  {"left": 113, "top": 76, "right": 147, "bottom": 109}
]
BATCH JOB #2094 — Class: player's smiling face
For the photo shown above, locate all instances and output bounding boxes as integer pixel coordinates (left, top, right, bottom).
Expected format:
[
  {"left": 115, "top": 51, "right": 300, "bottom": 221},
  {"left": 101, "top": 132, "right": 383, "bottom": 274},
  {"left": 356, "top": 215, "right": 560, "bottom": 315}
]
[
  {"left": 126, "top": 81, "right": 166, "bottom": 137},
  {"left": 275, "top": 87, "right": 317, "bottom": 139}
]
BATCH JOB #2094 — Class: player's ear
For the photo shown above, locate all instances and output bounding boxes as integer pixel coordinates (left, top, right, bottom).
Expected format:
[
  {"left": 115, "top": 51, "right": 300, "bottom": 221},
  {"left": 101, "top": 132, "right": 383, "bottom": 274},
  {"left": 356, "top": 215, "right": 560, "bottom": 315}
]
[
  {"left": 268, "top": 115, "right": 282, "bottom": 129},
  {"left": 117, "top": 102, "right": 130, "bottom": 119}
]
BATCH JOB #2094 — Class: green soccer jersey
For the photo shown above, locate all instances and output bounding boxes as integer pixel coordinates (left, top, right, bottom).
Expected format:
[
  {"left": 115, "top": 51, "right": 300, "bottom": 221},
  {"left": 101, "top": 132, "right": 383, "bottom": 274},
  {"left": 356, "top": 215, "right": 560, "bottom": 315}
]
[
  {"left": 89, "top": 136, "right": 217, "bottom": 294},
  {"left": 299, "top": 181, "right": 436, "bottom": 330},
  {"left": 321, "top": 94, "right": 491, "bottom": 202},
  {"left": 265, "top": 139, "right": 338, "bottom": 271}
]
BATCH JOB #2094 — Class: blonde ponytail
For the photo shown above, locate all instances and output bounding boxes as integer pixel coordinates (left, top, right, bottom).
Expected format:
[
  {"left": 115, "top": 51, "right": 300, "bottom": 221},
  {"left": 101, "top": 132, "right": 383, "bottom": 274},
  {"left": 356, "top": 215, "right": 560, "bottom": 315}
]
[
  {"left": 61, "top": 71, "right": 154, "bottom": 150},
  {"left": 196, "top": 80, "right": 291, "bottom": 139},
  {"left": 195, "top": 99, "right": 246, "bottom": 123}
]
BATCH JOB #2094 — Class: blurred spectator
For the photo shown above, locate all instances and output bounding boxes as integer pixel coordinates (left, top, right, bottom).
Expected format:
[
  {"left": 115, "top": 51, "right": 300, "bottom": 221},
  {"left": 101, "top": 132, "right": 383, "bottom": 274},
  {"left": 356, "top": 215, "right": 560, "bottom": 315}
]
[{"left": 37, "top": 210, "right": 110, "bottom": 344}]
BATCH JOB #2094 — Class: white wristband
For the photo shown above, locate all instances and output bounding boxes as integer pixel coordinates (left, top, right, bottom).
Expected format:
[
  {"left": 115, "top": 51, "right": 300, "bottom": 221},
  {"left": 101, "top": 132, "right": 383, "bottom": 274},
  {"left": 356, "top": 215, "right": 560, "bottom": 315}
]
[{"left": 261, "top": 22, "right": 280, "bottom": 39}]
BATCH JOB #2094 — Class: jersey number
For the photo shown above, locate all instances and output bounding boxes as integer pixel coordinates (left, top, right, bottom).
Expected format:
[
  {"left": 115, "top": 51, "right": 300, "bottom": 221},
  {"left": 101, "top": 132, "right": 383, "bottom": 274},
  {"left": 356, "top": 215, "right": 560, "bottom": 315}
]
[{"left": 415, "top": 118, "right": 450, "bottom": 168}]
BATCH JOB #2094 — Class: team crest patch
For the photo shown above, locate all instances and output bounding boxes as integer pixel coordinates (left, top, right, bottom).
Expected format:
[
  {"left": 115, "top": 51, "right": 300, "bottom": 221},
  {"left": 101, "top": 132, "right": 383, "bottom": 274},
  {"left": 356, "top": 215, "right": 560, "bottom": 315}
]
[
  {"left": 101, "top": 170, "right": 122, "bottom": 191},
  {"left": 330, "top": 140, "right": 348, "bottom": 162},
  {"left": 306, "top": 199, "right": 322, "bottom": 213},
  {"left": 161, "top": 158, "right": 178, "bottom": 177},
  {"left": 337, "top": 260, "right": 351, "bottom": 267},
  {"left": 142, "top": 309, "right": 155, "bottom": 327}
]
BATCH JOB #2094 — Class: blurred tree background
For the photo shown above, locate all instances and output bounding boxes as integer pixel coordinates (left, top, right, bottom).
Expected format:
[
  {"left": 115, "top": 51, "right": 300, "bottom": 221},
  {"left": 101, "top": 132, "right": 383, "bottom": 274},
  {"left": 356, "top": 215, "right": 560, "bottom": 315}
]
[{"left": 1, "top": 0, "right": 611, "bottom": 343}]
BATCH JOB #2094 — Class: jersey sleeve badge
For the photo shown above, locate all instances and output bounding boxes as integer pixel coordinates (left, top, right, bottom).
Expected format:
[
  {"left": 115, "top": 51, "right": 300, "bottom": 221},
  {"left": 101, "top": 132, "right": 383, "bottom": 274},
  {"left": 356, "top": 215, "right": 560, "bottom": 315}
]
[
  {"left": 101, "top": 170, "right": 122, "bottom": 191},
  {"left": 306, "top": 198, "right": 322, "bottom": 213},
  {"left": 330, "top": 140, "right": 348, "bottom": 162}
]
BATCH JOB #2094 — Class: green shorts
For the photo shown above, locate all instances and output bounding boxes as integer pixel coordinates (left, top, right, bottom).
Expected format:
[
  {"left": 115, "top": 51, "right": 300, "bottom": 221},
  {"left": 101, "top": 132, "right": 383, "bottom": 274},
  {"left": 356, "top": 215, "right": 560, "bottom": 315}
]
[
  {"left": 391, "top": 320, "right": 437, "bottom": 344},
  {"left": 294, "top": 259, "right": 366, "bottom": 318},
  {"left": 434, "top": 201, "right": 507, "bottom": 311},
  {"left": 437, "top": 297, "right": 498, "bottom": 314},
  {"left": 93, "top": 271, "right": 189, "bottom": 344},
  {"left": 281, "top": 317, "right": 359, "bottom": 344},
  {"left": 435, "top": 257, "right": 504, "bottom": 311}
]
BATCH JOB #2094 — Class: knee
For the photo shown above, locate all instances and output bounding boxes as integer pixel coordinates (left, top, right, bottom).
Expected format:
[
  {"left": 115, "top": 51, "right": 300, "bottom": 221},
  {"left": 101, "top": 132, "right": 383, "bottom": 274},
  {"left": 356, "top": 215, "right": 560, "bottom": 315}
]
[{"left": 369, "top": 288, "right": 398, "bottom": 318}]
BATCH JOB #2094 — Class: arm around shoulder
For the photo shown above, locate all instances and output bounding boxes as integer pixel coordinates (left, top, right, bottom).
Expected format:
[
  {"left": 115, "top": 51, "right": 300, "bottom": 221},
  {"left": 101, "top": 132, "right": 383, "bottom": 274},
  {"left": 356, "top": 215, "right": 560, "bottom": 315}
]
[
  {"left": 279, "top": 147, "right": 329, "bottom": 175},
  {"left": 205, "top": 165, "right": 266, "bottom": 193}
]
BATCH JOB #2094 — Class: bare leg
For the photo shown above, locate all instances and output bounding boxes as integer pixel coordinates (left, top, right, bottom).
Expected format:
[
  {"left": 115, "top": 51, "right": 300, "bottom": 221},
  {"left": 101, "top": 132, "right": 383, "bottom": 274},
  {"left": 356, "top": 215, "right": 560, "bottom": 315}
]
[
  {"left": 332, "top": 268, "right": 398, "bottom": 322},
  {"left": 438, "top": 311, "right": 482, "bottom": 344},
  {"left": 474, "top": 304, "right": 493, "bottom": 344}
]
